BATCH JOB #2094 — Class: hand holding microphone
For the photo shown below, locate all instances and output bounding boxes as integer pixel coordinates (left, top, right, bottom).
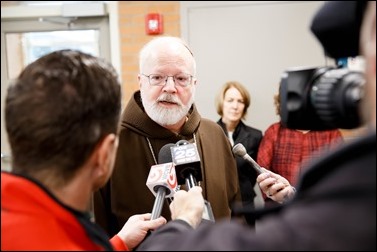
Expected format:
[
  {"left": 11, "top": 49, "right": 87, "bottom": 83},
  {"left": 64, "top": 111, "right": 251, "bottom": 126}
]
[
  {"left": 256, "top": 171, "right": 296, "bottom": 203},
  {"left": 146, "top": 143, "right": 178, "bottom": 220},
  {"left": 232, "top": 143, "right": 295, "bottom": 203},
  {"left": 117, "top": 213, "right": 166, "bottom": 250},
  {"left": 134, "top": 144, "right": 177, "bottom": 250},
  {"left": 169, "top": 186, "right": 205, "bottom": 229}
]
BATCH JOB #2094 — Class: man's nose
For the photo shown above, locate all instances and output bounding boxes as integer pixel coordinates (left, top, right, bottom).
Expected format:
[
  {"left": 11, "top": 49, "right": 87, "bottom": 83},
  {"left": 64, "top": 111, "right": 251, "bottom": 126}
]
[{"left": 162, "top": 76, "right": 177, "bottom": 91}]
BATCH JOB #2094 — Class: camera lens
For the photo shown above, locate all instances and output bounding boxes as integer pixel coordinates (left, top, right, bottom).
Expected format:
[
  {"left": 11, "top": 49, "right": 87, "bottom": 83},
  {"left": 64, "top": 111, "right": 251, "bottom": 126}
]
[
  {"left": 311, "top": 68, "right": 364, "bottom": 129},
  {"left": 280, "top": 67, "right": 364, "bottom": 130}
]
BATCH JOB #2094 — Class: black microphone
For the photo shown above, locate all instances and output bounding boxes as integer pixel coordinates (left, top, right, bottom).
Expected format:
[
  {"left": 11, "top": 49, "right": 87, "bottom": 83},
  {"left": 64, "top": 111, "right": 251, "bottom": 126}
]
[
  {"left": 171, "top": 140, "right": 215, "bottom": 222},
  {"left": 171, "top": 140, "right": 202, "bottom": 188},
  {"left": 146, "top": 143, "right": 177, "bottom": 220},
  {"left": 232, "top": 143, "right": 264, "bottom": 174}
]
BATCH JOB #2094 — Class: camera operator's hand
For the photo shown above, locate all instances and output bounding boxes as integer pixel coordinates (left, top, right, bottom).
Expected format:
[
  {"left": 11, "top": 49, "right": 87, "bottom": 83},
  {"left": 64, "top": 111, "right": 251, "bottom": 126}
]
[{"left": 257, "top": 168, "right": 296, "bottom": 204}]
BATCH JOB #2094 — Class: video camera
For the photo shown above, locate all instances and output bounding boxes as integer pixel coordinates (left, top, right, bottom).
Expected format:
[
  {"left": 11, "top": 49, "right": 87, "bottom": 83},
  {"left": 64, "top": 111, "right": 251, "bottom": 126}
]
[{"left": 279, "top": 1, "right": 367, "bottom": 130}]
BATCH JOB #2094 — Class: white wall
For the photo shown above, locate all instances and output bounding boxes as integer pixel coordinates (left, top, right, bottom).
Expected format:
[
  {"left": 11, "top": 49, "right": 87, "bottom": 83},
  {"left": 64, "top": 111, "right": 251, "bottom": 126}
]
[{"left": 181, "top": 1, "right": 326, "bottom": 133}]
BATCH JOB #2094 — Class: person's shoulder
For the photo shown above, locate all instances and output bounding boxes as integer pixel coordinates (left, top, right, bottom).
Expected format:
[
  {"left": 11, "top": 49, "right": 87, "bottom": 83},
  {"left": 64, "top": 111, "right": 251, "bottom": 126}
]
[
  {"left": 241, "top": 121, "right": 263, "bottom": 136},
  {"left": 265, "top": 122, "right": 281, "bottom": 132},
  {"left": 199, "top": 118, "right": 228, "bottom": 136},
  {"left": 201, "top": 118, "right": 222, "bottom": 128}
]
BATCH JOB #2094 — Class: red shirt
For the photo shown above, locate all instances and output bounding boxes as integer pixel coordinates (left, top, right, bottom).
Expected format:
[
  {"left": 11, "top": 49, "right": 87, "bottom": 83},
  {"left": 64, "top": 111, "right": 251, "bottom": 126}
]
[
  {"left": 1, "top": 172, "right": 128, "bottom": 251},
  {"left": 257, "top": 122, "right": 343, "bottom": 186}
]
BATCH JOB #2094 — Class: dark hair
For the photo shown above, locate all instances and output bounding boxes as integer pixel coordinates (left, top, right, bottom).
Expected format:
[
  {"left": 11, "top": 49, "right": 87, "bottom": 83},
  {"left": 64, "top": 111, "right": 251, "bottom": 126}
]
[
  {"left": 5, "top": 50, "right": 121, "bottom": 182},
  {"left": 273, "top": 92, "right": 280, "bottom": 116}
]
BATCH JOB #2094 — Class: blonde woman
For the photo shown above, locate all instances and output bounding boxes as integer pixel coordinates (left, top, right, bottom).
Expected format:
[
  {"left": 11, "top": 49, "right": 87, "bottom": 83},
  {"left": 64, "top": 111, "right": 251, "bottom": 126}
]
[{"left": 215, "top": 81, "right": 263, "bottom": 226}]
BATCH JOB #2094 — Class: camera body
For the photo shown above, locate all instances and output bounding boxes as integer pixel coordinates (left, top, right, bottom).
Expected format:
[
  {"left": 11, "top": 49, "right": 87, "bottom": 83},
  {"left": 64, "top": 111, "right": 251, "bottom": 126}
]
[
  {"left": 280, "top": 66, "right": 364, "bottom": 130},
  {"left": 279, "top": 1, "right": 367, "bottom": 131}
]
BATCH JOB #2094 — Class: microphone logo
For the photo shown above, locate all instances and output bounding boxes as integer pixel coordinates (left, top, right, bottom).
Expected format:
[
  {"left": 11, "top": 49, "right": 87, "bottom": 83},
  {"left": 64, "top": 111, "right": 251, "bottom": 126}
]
[
  {"left": 167, "top": 170, "right": 177, "bottom": 189},
  {"left": 171, "top": 143, "right": 200, "bottom": 165},
  {"left": 146, "top": 162, "right": 178, "bottom": 197},
  {"left": 148, "top": 168, "right": 163, "bottom": 183},
  {"left": 171, "top": 141, "right": 202, "bottom": 185}
]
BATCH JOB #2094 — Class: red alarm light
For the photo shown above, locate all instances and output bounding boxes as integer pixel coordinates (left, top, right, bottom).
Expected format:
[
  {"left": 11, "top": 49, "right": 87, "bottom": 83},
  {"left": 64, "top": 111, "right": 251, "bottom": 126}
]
[{"left": 145, "top": 13, "right": 163, "bottom": 35}]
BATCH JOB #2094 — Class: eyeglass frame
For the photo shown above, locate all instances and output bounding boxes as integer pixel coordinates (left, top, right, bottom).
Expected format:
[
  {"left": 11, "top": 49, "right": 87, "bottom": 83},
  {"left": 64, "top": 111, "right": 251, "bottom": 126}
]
[{"left": 141, "top": 73, "right": 194, "bottom": 87}]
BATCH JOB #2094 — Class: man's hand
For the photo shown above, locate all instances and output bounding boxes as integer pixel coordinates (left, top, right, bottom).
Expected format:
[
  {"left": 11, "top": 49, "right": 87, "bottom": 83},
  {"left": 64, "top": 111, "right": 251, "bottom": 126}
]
[
  {"left": 170, "top": 186, "right": 204, "bottom": 229},
  {"left": 117, "top": 213, "right": 166, "bottom": 250}
]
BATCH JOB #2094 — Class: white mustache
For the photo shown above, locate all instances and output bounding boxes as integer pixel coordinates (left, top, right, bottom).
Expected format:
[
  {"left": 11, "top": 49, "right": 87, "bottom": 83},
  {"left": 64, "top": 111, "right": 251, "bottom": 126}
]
[{"left": 157, "top": 94, "right": 182, "bottom": 106}]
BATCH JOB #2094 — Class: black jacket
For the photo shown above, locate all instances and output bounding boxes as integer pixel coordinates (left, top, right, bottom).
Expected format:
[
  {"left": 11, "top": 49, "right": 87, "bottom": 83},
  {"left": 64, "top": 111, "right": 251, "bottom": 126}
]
[
  {"left": 217, "top": 119, "right": 263, "bottom": 224},
  {"left": 138, "top": 131, "right": 376, "bottom": 251}
]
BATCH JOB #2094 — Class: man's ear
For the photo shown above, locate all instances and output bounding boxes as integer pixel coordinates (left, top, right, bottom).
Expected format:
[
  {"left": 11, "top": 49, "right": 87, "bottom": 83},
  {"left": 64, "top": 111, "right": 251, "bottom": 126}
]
[
  {"left": 138, "top": 74, "right": 143, "bottom": 88},
  {"left": 192, "top": 77, "right": 197, "bottom": 86},
  {"left": 92, "top": 133, "right": 118, "bottom": 188}
]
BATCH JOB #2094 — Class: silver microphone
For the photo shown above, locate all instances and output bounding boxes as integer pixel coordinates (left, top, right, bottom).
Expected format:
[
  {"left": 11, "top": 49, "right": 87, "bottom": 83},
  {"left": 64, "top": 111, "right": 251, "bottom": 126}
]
[
  {"left": 233, "top": 143, "right": 292, "bottom": 201},
  {"left": 232, "top": 143, "right": 264, "bottom": 174}
]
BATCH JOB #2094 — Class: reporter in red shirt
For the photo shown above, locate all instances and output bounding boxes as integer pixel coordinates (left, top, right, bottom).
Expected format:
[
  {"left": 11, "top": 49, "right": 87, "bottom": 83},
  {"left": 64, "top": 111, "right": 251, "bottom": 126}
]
[{"left": 1, "top": 50, "right": 166, "bottom": 251}]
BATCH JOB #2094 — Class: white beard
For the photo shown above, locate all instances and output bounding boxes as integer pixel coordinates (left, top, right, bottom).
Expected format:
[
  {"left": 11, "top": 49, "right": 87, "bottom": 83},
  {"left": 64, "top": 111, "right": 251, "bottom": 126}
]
[{"left": 141, "top": 91, "right": 195, "bottom": 126}]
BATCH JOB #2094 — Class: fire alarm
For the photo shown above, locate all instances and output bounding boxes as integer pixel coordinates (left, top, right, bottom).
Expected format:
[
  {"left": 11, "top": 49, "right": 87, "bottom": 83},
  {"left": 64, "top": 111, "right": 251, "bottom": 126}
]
[{"left": 145, "top": 13, "right": 163, "bottom": 35}]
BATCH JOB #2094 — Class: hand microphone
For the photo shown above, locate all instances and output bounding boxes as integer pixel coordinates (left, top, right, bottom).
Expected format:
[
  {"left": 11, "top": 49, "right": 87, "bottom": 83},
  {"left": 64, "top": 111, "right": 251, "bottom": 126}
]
[
  {"left": 232, "top": 143, "right": 264, "bottom": 174},
  {"left": 171, "top": 140, "right": 215, "bottom": 222},
  {"left": 146, "top": 143, "right": 178, "bottom": 220},
  {"left": 233, "top": 143, "right": 288, "bottom": 199}
]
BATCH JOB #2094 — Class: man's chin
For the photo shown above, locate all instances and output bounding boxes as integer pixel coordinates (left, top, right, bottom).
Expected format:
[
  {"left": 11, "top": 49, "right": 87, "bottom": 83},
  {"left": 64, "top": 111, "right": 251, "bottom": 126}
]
[{"left": 156, "top": 118, "right": 180, "bottom": 126}]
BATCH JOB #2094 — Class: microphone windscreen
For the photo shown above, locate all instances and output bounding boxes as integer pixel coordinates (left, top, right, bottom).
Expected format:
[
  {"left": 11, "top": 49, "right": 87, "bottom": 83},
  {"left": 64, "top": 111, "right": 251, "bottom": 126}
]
[
  {"left": 232, "top": 143, "right": 247, "bottom": 157},
  {"left": 158, "top": 143, "right": 175, "bottom": 164}
]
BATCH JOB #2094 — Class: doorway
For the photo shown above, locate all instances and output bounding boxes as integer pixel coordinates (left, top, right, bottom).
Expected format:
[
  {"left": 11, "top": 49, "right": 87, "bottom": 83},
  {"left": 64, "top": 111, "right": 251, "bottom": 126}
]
[{"left": 1, "top": 14, "right": 111, "bottom": 171}]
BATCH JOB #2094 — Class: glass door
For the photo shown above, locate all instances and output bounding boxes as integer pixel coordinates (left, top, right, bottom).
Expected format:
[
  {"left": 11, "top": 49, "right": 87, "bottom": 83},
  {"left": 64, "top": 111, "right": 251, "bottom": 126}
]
[{"left": 1, "top": 16, "right": 110, "bottom": 171}]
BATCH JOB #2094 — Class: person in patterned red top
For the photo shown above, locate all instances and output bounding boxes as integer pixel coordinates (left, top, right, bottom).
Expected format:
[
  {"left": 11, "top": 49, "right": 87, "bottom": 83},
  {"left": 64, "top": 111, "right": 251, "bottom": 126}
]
[{"left": 257, "top": 93, "right": 344, "bottom": 187}]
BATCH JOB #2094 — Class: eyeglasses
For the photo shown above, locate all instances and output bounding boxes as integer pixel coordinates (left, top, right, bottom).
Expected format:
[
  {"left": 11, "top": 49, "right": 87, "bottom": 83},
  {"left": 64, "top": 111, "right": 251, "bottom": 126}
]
[{"left": 141, "top": 73, "right": 193, "bottom": 87}]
